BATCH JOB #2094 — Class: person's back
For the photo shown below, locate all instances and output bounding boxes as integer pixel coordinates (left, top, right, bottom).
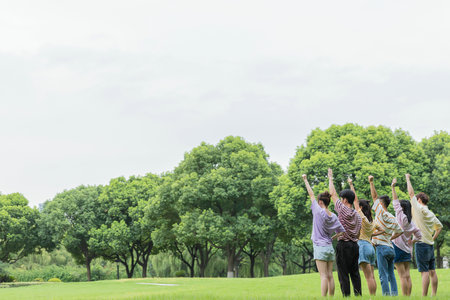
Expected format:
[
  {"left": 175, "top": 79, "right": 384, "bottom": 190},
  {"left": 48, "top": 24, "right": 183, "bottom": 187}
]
[
  {"left": 329, "top": 169, "right": 362, "bottom": 297},
  {"left": 406, "top": 174, "right": 443, "bottom": 297},
  {"left": 369, "top": 176, "right": 403, "bottom": 296}
]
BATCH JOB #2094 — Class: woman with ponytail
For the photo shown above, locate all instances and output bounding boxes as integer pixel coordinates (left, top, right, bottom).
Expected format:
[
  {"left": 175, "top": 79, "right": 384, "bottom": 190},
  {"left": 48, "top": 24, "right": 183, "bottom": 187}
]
[
  {"left": 391, "top": 178, "right": 422, "bottom": 296},
  {"left": 348, "top": 178, "right": 384, "bottom": 296},
  {"left": 302, "top": 174, "right": 345, "bottom": 297}
]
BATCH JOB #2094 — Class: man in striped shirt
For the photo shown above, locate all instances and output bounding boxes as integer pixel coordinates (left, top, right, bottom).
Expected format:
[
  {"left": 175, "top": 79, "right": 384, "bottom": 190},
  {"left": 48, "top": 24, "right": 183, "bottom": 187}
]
[
  {"left": 328, "top": 168, "right": 362, "bottom": 297},
  {"left": 369, "top": 175, "right": 403, "bottom": 296}
]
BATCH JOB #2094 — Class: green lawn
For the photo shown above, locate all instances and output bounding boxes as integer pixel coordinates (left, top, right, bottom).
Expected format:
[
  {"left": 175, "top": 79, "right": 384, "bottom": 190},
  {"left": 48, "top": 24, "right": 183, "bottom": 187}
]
[{"left": 1, "top": 269, "right": 449, "bottom": 300}]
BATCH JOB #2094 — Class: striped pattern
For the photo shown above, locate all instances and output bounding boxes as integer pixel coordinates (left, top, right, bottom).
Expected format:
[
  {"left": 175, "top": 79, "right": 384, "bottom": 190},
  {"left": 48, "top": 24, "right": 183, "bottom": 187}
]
[
  {"left": 335, "top": 199, "right": 362, "bottom": 242},
  {"left": 372, "top": 199, "right": 403, "bottom": 247}
]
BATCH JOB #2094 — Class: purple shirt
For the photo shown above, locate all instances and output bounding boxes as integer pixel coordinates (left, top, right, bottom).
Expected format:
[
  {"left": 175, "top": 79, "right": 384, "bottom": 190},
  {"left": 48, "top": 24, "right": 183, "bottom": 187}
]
[
  {"left": 335, "top": 199, "right": 362, "bottom": 242},
  {"left": 311, "top": 199, "right": 345, "bottom": 246},
  {"left": 392, "top": 199, "right": 422, "bottom": 254}
]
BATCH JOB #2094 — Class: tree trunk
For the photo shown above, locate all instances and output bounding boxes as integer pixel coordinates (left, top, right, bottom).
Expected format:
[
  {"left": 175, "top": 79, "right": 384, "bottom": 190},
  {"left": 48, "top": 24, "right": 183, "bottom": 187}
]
[
  {"left": 436, "top": 242, "right": 442, "bottom": 268},
  {"left": 85, "top": 257, "right": 92, "bottom": 281},
  {"left": 189, "top": 255, "right": 195, "bottom": 278},
  {"left": 249, "top": 255, "right": 256, "bottom": 278},
  {"left": 227, "top": 247, "right": 235, "bottom": 278},
  {"left": 141, "top": 259, "right": 148, "bottom": 278}
]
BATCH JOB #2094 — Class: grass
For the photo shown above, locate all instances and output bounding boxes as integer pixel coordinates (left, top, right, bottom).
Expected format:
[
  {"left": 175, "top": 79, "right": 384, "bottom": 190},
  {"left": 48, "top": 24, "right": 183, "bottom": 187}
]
[{"left": 0, "top": 269, "right": 449, "bottom": 299}]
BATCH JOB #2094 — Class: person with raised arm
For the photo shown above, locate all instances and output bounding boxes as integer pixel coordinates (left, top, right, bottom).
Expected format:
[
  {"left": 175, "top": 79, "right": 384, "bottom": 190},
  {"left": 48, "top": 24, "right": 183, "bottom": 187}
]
[
  {"left": 368, "top": 175, "right": 403, "bottom": 296},
  {"left": 302, "top": 174, "right": 345, "bottom": 297},
  {"left": 348, "top": 178, "right": 384, "bottom": 296},
  {"left": 328, "top": 168, "right": 362, "bottom": 297},
  {"left": 391, "top": 177, "right": 422, "bottom": 296},
  {"left": 405, "top": 174, "right": 443, "bottom": 297}
]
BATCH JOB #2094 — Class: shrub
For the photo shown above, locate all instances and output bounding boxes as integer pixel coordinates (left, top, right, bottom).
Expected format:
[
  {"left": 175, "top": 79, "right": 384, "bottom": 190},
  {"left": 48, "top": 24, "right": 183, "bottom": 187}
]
[
  {"left": 0, "top": 274, "right": 15, "bottom": 282},
  {"left": 33, "top": 278, "right": 44, "bottom": 282},
  {"left": 174, "top": 270, "right": 186, "bottom": 277},
  {"left": 48, "top": 277, "right": 62, "bottom": 282}
]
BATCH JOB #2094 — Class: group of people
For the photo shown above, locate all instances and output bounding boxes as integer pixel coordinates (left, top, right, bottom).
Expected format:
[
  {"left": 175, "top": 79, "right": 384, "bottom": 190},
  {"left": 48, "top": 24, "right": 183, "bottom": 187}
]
[{"left": 302, "top": 169, "right": 443, "bottom": 297}]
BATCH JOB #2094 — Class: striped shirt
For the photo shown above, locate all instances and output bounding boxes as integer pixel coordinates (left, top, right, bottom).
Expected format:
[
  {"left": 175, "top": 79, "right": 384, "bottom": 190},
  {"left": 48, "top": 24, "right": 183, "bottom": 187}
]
[
  {"left": 357, "top": 209, "right": 382, "bottom": 243},
  {"left": 372, "top": 199, "right": 403, "bottom": 247},
  {"left": 334, "top": 199, "right": 362, "bottom": 242}
]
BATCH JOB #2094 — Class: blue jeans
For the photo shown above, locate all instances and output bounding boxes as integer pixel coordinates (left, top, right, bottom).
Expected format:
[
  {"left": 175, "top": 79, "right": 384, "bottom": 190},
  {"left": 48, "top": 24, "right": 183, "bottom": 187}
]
[{"left": 376, "top": 245, "right": 398, "bottom": 296}]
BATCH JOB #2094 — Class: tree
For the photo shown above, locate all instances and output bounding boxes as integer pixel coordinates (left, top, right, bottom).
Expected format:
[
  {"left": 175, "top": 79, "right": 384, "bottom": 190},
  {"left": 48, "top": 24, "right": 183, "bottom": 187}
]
[
  {"left": 40, "top": 185, "right": 104, "bottom": 281},
  {"left": 0, "top": 193, "right": 40, "bottom": 263},
  {"left": 89, "top": 173, "right": 160, "bottom": 278},
  {"left": 156, "top": 136, "right": 281, "bottom": 278},
  {"left": 289, "top": 124, "right": 427, "bottom": 208}
]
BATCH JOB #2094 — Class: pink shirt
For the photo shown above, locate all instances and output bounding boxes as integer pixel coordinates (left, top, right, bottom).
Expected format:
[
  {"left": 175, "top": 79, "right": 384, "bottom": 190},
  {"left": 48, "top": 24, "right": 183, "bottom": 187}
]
[{"left": 392, "top": 199, "right": 422, "bottom": 254}]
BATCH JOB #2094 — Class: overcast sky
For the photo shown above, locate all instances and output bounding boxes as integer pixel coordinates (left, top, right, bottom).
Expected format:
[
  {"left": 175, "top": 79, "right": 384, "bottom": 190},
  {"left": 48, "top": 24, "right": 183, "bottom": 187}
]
[{"left": 1, "top": 1, "right": 449, "bottom": 207}]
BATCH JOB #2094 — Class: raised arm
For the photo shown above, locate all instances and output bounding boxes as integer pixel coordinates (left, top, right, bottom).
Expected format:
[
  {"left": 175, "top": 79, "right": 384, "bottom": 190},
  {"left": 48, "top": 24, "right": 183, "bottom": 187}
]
[
  {"left": 348, "top": 178, "right": 359, "bottom": 210},
  {"left": 405, "top": 174, "right": 415, "bottom": 200},
  {"left": 368, "top": 175, "right": 378, "bottom": 201},
  {"left": 328, "top": 168, "right": 339, "bottom": 204},
  {"left": 302, "top": 174, "right": 315, "bottom": 201},
  {"left": 391, "top": 178, "right": 398, "bottom": 200}
]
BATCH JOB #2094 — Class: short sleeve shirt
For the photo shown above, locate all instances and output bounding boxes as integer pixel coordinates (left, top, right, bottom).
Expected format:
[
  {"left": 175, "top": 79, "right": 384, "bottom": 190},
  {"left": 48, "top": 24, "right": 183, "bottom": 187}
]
[
  {"left": 311, "top": 199, "right": 345, "bottom": 246},
  {"left": 334, "top": 199, "right": 362, "bottom": 242},
  {"left": 372, "top": 199, "right": 403, "bottom": 248},
  {"left": 411, "top": 196, "right": 443, "bottom": 245}
]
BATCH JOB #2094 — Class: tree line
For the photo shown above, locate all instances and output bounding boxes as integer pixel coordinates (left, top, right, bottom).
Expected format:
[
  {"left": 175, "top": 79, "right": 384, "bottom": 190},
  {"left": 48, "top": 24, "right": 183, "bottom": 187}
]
[{"left": 1, "top": 124, "right": 448, "bottom": 281}]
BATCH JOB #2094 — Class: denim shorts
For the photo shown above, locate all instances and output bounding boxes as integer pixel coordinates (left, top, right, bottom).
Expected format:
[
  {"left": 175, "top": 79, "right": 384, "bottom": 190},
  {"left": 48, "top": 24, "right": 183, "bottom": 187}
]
[
  {"left": 313, "top": 244, "right": 335, "bottom": 261},
  {"left": 393, "top": 242, "right": 411, "bottom": 263},
  {"left": 358, "top": 240, "right": 376, "bottom": 266},
  {"left": 415, "top": 242, "right": 435, "bottom": 272}
]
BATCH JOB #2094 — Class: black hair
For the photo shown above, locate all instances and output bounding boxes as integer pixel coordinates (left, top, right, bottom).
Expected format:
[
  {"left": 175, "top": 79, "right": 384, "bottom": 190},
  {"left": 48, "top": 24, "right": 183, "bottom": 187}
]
[
  {"left": 359, "top": 199, "right": 373, "bottom": 223},
  {"left": 318, "top": 191, "right": 331, "bottom": 207},
  {"left": 339, "top": 189, "right": 355, "bottom": 205},
  {"left": 379, "top": 195, "right": 391, "bottom": 208},
  {"left": 400, "top": 200, "right": 412, "bottom": 223}
]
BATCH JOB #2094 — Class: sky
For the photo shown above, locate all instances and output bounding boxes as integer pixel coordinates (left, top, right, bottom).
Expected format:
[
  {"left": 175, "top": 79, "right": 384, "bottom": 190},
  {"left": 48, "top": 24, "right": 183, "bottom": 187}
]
[{"left": 1, "top": 1, "right": 449, "bottom": 207}]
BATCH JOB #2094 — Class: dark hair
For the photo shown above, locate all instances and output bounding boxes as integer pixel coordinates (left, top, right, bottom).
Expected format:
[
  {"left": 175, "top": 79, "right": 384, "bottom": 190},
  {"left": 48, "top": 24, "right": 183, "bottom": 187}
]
[
  {"left": 400, "top": 200, "right": 412, "bottom": 223},
  {"left": 416, "top": 192, "right": 429, "bottom": 205},
  {"left": 318, "top": 191, "right": 331, "bottom": 207},
  {"left": 379, "top": 195, "right": 391, "bottom": 208},
  {"left": 339, "top": 189, "right": 355, "bottom": 204},
  {"left": 359, "top": 199, "right": 373, "bottom": 223}
]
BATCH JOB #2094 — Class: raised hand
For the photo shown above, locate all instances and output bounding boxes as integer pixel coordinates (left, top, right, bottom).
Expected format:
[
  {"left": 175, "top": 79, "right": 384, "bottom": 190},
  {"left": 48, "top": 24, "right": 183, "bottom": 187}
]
[
  {"left": 328, "top": 168, "right": 333, "bottom": 179},
  {"left": 302, "top": 174, "right": 307, "bottom": 181},
  {"left": 368, "top": 175, "right": 374, "bottom": 182},
  {"left": 391, "top": 178, "right": 397, "bottom": 187}
]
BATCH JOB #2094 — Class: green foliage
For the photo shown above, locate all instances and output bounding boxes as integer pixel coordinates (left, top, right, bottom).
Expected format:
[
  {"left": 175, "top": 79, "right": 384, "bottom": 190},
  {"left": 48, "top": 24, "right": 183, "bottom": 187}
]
[
  {"left": 151, "top": 136, "right": 282, "bottom": 278},
  {"left": 39, "top": 185, "right": 104, "bottom": 281},
  {"left": 0, "top": 274, "right": 15, "bottom": 282},
  {"left": 33, "top": 278, "right": 44, "bottom": 282},
  {"left": 89, "top": 173, "right": 161, "bottom": 278},
  {"left": 0, "top": 193, "right": 41, "bottom": 263},
  {"left": 175, "top": 270, "right": 186, "bottom": 277}
]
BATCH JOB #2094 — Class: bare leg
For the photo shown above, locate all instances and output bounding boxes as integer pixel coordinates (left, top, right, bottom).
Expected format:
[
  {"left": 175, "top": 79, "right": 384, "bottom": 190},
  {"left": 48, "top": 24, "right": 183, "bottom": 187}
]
[
  {"left": 327, "top": 261, "right": 335, "bottom": 296},
  {"left": 421, "top": 271, "right": 430, "bottom": 296},
  {"left": 360, "top": 262, "right": 376, "bottom": 295},
  {"left": 430, "top": 269, "right": 438, "bottom": 296},
  {"left": 316, "top": 260, "right": 329, "bottom": 296},
  {"left": 404, "top": 262, "right": 412, "bottom": 296},
  {"left": 395, "top": 262, "right": 411, "bottom": 296}
]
